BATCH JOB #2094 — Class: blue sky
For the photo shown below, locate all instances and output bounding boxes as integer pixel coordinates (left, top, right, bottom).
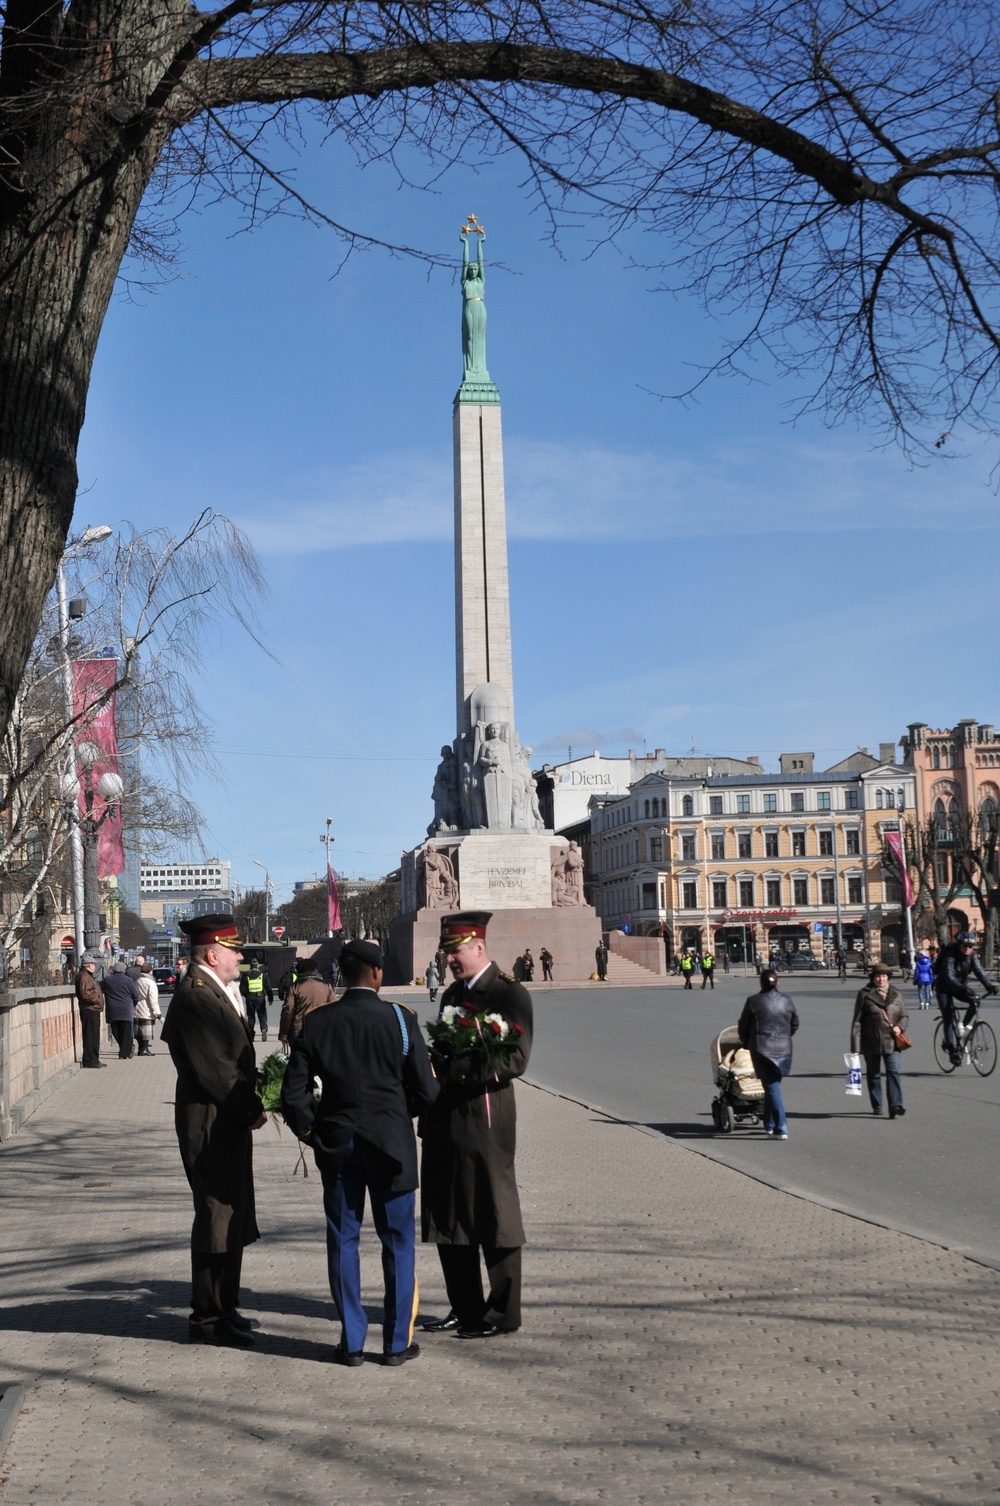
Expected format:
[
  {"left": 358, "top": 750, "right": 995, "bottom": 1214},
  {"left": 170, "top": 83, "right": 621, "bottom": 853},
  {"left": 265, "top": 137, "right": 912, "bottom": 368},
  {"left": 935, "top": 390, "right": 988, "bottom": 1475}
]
[{"left": 73, "top": 132, "right": 1000, "bottom": 904}]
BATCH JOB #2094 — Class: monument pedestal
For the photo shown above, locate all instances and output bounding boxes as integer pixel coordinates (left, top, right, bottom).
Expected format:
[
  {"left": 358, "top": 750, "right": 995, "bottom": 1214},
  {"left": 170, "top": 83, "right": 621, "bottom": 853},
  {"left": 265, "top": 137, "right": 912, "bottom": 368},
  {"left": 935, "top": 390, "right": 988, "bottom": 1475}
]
[{"left": 385, "top": 833, "right": 602, "bottom": 983}]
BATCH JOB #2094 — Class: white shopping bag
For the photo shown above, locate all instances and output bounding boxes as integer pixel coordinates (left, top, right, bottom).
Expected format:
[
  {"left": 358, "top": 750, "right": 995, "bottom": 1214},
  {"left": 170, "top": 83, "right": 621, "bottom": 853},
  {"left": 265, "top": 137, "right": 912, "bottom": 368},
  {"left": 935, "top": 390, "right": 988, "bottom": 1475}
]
[{"left": 844, "top": 1052, "right": 863, "bottom": 1096}]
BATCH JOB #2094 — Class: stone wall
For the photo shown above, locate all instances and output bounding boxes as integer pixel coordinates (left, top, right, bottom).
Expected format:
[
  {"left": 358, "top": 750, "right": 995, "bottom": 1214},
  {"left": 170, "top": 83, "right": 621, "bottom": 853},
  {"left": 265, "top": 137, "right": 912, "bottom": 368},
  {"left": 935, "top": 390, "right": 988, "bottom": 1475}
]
[
  {"left": 0, "top": 987, "right": 80, "bottom": 1142},
  {"left": 387, "top": 905, "right": 603, "bottom": 985},
  {"left": 607, "top": 930, "right": 668, "bottom": 976}
]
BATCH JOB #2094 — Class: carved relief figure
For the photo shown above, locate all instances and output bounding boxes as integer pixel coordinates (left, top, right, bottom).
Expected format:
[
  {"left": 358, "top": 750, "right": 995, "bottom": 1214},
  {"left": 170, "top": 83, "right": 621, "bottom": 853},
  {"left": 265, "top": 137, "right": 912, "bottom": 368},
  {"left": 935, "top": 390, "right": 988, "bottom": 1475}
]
[
  {"left": 428, "top": 744, "right": 461, "bottom": 835},
  {"left": 477, "top": 722, "right": 514, "bottom": 830},
  {"left": 460, "top": 224, "right": 490, "bottom": 381},
  {"left": 518, "top": 745, "right": 545, "bottom": 832},
  {"left": 423, "top": 847, "right": 459, "bottom": 910},
  {"left": 551, "top": 842, "right": 586, "bottom": 906}
]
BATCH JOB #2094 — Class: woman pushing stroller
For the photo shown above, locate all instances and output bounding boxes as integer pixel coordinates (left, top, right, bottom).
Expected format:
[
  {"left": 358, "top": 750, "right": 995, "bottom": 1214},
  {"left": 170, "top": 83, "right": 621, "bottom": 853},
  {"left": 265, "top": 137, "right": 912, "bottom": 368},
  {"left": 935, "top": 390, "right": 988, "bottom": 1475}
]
[{"left": 738, "top": 969, "right": 799, "bottom": 1139}]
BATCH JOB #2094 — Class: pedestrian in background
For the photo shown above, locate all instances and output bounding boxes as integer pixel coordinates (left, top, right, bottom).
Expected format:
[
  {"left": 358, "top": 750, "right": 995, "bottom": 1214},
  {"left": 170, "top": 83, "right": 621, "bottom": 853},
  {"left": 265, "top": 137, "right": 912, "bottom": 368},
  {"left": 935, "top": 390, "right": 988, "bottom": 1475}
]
[
  {"left": 521, "top": 948, "right": 535, "bottom": 981},
  {"left": 134, "top": 963, "right": 162, "bottom": 1056},
  {"left": 738, "top": 969, "right": 799, "bottom": 1139},
  {"left": 75, "top": 954, "right": 106, "bottom": 1069},
  {"left": 680, "top": 953, "right": 694, "bottom": 989},
  {"left": 426, "top": 957, "right": 441, "bottom": 1003},
  {"left": 240, "top": 958, "right": 273, "bottom": 1041},
  {"left": 913, "top": 946, "right": 934, "bottom": 1009},
  {"left": 850, "top": 965, "right": 908, "bottom": 1119},
  {"left": 101, "top": 962, "right": 140, "bottom": 1059},
  {"left": 722, "top": 952, "right": 731, "bottom": 975},
  {"left": 595, "top": 941, "right": 608, "bottom": 981},
  {"left": 540, "top": 947, "right": 554, "bottom": 982},
  {"left": 278, "top": 955, "right": 335, "bottom": 1050},
  {"left": 700, "top": 951, "right": 715, "bottom": 990}
]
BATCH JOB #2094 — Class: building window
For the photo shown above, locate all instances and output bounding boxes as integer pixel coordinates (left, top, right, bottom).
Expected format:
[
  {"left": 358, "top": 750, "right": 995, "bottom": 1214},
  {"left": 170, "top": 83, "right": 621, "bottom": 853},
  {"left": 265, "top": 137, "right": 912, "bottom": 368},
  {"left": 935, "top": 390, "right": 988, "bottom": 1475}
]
[
  {"left": 845, "top": 830, "right": 861, "bottom": 855},
  {"left": 736, "top": 794, "right": 751, "bottom": 813},
  {"left": 738, "top": 832, "right": 752, "bottom": 859},
  {"left": 764, "top": 793, "right": 777, "bottom": 812},
  {"left": 712, "top": 879, "right": 727, "bottom": 908},
  {"left": 764, "top": 832, "right": 779, "bottom": 858},
  {"left": 885, "top": 876, "right": 902, "bottom": 903},
  {"left": 644, "top": 800, "right": 650, "bottom": 817},
  {"left": 739, "top": 879, "right": 754, "bottom": 906},
  {"left": 650, "top": 836, "right": 663, "bottom": 861},
  {"left": 652, "top": 798, "right": 660, "bottom": 817},
  {"left": 932, "top": 747, "right": 941, "bottom": 769},
  {"left": 793, "top": 877, "right": 809, "bottom": 906},
  {"left": 709, "top": 795, "right": 723, "bottom": 815},
  {"left": 642, "top": 882, "right": 656, "bottom": 910},
  {"left": 876, "top": 789, "right": 884, "bottom": 808},
  {"left": 790, "top": 792, "right": 805, "bottom": 812},
  {"left": 821, "top": 877, "right": 836, "bottom": 905},
  {"left": 848, "top": 876, "right": 863, "bottom": 904},
  {"left": 819, "top": 830, "right": 834, "bottom": 856},
  {"left": 682, "top": 794, "right": 694, "bottom": 817},
  {"left": 791, "top": 831, "right": 806, "bottom": 857},
  {"left": 682, "top": 880, "right": 697, "bottom": 909},
  {"left": 817, "top": 791, "right": 831, "bottom": 811},
  {"left": 682, "top": 834, "right": 696, "bottom": 861},
  {"left": 766, "top": 878, "right": 781, "bottom": 906},
  {"left": 845, "top": 789, "right": 859, "bottom": 809},
  {"left": 711, "top": 833, "right": 725, "bottom": 860}
]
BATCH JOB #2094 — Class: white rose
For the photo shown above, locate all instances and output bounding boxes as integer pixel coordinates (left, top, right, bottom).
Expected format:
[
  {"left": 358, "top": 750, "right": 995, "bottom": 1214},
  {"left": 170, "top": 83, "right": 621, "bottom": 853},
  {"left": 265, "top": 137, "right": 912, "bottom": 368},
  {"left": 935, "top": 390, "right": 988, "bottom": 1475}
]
[
  {"left": 441, "top": 1005, "right": 457, "bottom": 1025},
  {"left": 483, "top": 1012, "right": 509, "bottom": 1039}
]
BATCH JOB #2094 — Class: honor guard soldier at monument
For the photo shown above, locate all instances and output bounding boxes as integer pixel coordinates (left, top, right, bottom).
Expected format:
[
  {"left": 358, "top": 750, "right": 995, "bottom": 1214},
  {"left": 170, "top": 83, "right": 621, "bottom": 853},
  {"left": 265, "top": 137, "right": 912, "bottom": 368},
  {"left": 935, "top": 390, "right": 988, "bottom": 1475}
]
[{"left": 420, "top": 910, "right": 533, "bottom": 1339}]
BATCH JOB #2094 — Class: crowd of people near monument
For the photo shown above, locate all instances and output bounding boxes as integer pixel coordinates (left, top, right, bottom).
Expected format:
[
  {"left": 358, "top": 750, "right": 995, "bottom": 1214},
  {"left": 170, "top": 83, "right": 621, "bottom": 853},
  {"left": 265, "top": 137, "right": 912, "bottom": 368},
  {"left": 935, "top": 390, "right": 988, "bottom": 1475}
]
[{"left": 79, "top": 909, "right": 533, "bottom": 1363}]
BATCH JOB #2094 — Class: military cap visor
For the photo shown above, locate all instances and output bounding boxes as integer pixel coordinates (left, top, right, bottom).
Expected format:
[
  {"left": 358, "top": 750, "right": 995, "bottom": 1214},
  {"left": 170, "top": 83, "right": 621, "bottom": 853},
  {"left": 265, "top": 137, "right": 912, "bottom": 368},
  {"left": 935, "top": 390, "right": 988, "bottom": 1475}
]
[
  {"left": 178, "top": 914, "right": 243, "bottom": 949},
  {"left": 440, "top": 911, "right": 492, "bottom": 947}
]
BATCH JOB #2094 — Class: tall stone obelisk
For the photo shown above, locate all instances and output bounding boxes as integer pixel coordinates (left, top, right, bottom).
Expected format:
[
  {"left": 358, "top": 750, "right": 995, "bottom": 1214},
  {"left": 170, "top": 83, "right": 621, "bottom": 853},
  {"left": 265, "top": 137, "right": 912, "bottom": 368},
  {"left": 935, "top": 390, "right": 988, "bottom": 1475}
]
[
  {"left": 453, "top": 222, "right": 515, "bottom": 739},
  {"left": 387, "top": 221, "right": 601, "bottom": 983}
]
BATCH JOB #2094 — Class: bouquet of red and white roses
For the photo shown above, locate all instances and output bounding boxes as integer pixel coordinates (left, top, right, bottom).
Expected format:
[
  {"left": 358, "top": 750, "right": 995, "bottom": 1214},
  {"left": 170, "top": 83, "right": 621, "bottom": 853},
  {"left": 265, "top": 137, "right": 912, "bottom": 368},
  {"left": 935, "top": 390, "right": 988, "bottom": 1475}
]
[{"left": 426, "top": 1003, "right": 525, "bottom": 1069}]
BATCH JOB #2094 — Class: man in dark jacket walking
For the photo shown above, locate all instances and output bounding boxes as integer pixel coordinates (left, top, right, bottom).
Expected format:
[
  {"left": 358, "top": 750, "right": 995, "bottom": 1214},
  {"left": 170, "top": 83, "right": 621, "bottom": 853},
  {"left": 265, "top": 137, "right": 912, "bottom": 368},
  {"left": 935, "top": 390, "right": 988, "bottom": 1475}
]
[
  {"left": 101, "top": 963, "right": 140, "bottom": 1059},
  {"left": 278, "top": 954, "right": 334, "bottom": 1048},
  {"left": 75, "top": 954, "right": 106, "bottom": 1068},
  {"left": 282, "top": 939, "right": 437, "bottom": 1366},
  {"left": 420, "top": 912, "right": 533, "bottom": 1340}
]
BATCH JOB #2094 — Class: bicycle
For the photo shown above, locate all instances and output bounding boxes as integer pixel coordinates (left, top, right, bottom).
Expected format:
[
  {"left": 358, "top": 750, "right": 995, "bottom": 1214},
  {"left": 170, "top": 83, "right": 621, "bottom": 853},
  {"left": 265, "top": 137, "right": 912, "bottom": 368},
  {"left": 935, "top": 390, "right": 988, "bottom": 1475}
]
[{"left": 932, "top": 995, "right": 997, "bottom": 1077}]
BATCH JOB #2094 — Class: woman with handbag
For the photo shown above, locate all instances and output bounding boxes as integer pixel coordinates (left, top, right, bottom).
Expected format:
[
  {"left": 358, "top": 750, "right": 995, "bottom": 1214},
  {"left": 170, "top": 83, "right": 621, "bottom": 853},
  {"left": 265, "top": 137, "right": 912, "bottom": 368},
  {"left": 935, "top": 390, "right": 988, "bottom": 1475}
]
[{"left": 850, "top": 965, "right": 910, "bottom": 1119}]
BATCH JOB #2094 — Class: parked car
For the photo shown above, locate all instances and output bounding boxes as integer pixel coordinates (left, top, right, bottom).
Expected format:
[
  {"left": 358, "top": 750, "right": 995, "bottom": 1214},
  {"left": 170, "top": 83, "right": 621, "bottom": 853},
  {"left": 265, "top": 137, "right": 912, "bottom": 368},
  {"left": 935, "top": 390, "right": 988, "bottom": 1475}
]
[
  {"left": 782, "top": 952, "right": 825, "bottom": 971},
  {"left": 152, "top": 966, "right": 177, "bottom": 993}
]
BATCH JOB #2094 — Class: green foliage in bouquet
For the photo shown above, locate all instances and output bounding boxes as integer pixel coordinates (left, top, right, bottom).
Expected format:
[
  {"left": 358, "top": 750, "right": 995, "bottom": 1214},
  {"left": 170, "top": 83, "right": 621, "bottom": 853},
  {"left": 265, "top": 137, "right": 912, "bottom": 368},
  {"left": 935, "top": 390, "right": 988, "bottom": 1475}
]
[
  {"left": 257, "top": 1051, "right": 288, "bottom": 1118},
  {"left": 426, "top": 1004, "right": 524, "bottom": 1068}
]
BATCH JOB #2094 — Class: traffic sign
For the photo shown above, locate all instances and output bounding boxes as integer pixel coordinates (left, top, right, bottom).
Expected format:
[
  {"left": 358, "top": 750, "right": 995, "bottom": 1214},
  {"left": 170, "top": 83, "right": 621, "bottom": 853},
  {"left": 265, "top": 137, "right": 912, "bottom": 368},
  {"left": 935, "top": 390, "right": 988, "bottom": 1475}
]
[
  {"left": 621, "top": 914, "right": 631, "bottom": 926},
  {"left": 622, "top": 922, "right": 632, "bottom": 935},
  {"left": 272, "top": 925, "right": 285, "bottom": 938}
]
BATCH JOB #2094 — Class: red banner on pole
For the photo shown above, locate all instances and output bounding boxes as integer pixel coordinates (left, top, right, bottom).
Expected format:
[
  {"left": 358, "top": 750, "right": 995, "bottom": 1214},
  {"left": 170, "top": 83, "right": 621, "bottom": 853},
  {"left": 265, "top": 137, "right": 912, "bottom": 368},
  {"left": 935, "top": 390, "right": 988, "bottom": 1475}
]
[
  {"left": 883, "top": 828, "right": 914, "bottom": 907},
  {"left": 71, "top": 658, "right": 124, "bottom": 880},
  {"left": 327, "top": 861, "right": 342, "bottom": 932}
]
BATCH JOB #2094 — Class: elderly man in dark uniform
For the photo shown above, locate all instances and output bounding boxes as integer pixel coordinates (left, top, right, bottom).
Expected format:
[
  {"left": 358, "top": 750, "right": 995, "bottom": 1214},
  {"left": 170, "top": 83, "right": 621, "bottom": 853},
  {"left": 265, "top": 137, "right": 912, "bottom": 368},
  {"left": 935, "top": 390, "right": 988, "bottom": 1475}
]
[
  {"left": 160, "top": 914, "right": 267, "bottom": 1348},
  {"left": 282, "top": 939, "right": 438, "bottom": 1366},
  {"left": 420, "top": 911, "right": 533, "bottom": 1340}
]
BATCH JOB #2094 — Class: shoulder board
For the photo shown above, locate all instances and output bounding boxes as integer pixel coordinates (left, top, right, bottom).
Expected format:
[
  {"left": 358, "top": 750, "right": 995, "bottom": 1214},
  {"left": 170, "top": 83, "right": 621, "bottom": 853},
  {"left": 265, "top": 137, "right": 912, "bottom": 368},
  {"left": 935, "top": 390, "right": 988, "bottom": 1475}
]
[
  {"left": 396, "top": 1002, "right": 417, "bottom": 1018},
  {"left": 498, "top": 970, "right": 516, "bottom": 984}
]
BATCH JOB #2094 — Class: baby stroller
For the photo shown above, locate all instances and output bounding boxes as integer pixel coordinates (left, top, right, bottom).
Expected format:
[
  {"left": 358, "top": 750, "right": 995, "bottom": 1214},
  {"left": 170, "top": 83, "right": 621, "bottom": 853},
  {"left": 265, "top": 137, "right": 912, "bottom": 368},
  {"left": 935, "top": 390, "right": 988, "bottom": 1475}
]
[{"left": 710, "top": 1025, "right": 765, "bottom": 1133}]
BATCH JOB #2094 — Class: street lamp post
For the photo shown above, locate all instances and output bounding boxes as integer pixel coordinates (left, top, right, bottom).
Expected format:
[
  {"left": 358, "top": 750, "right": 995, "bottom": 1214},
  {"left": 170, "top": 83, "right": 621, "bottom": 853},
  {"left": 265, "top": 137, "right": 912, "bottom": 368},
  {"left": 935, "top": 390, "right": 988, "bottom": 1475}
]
[
  {"left": 75, "top": 740, "right": 123, "bottom": 952},
  {"left": 833, "top": 821, "right": 844, "bottom": 956},
  {"left": 253, "top": 858, "right": 271, "bottom": 942},
  {"left": 897, "top": 792, "right": 916, "bottom": 969},
  {"left": 320, "top": 818, "right": 334, "bottom": 939}
]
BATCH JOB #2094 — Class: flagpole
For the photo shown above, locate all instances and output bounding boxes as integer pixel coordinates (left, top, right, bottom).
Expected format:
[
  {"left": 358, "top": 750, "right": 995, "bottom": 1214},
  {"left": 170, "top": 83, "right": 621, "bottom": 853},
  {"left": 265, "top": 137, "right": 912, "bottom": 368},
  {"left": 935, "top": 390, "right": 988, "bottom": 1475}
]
[
  {"left": 321, "top": 818, "right": 340, "bottom": 939},
  {"left": 897, "top": 792, "right": 916, "bottom": 969}
]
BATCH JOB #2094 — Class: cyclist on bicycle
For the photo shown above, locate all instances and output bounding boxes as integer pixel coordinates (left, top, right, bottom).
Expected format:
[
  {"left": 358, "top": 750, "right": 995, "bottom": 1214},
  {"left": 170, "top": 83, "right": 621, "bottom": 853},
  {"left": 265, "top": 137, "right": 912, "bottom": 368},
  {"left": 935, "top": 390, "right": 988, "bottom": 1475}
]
[{"left": 935, "top": 932, "right": 997, "bottom": 1065}]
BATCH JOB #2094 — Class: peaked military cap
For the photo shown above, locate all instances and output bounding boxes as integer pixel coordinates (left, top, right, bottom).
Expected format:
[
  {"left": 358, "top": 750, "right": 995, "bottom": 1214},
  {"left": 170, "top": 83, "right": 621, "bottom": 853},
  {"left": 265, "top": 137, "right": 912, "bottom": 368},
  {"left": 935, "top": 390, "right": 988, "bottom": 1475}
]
[
  {"left": 440, "top": 911, "right": 492, "bottom": 947},
  {"left": 178, "top": 913, "right": 243, "bottom": 949}
]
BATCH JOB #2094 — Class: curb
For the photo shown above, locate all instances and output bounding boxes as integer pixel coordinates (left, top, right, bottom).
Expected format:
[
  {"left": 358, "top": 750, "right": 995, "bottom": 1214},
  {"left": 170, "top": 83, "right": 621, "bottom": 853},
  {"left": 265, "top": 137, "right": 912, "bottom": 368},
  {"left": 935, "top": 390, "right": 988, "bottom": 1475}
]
[
  {"left": 522, "top": 1075, "right": 1000, "bottom": 1275},
  {"left": 0, "top": 1384, "right": 25, "bottom": 1463}
]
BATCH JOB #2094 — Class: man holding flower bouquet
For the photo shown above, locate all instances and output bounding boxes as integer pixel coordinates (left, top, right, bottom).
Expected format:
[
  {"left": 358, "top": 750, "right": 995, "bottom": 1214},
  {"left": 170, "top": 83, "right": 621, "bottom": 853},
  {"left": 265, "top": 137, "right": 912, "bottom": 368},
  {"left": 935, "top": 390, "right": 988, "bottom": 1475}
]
[{"left": 420, "top": 911, "right": 533, "bottom": 1340}]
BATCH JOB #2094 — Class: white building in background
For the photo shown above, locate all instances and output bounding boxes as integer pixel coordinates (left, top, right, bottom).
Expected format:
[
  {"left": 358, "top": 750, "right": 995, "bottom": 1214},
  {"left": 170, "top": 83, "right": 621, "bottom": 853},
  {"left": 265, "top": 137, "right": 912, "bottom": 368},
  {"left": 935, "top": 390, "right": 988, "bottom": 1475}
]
[
  {"left": 140, "top": 858, "right": 231, "bottom": 894},
  {"left": 534, "top": 749, "right": 765, "bottom": 833}
]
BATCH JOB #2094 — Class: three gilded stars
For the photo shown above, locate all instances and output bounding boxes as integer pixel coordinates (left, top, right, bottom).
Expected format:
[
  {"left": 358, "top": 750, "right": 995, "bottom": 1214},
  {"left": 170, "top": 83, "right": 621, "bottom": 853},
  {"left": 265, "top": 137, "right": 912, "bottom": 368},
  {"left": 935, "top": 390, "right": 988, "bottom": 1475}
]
[{"left": 461, "top": 213, "right": 486, "bottom": 235}]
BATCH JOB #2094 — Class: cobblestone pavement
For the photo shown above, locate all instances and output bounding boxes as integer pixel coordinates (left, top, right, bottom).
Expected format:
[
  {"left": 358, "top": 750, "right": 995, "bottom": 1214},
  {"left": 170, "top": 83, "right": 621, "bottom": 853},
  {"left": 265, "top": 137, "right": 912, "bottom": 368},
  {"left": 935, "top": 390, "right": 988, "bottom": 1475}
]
[{"left": 1, "top": 1047, "right": 999, "bottom": 1505}]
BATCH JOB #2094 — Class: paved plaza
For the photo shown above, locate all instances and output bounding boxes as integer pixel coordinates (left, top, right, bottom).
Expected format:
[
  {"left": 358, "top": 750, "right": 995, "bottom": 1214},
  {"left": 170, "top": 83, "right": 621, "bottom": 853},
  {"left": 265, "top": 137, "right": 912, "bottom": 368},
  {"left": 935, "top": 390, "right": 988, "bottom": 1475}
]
[{"left": 1, "top": 1042, "right": 999, "bottom": 1505}]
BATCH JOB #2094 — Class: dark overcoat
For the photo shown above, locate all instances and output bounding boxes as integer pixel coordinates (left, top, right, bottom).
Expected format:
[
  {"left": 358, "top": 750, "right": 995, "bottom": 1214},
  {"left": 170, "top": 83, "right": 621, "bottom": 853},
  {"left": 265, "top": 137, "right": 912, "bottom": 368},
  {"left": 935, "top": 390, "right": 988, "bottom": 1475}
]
[
  {"left": 420, "top": 962, "right": 533, "bottom": 1248},
  {"left": 281, "top": 987, "right": 438, "bottom": 1193},
  {"left": 850, "top": 983, "right": 908, "bottom": 1056},
  {"left": 160, "top": 964, "right": 263, "bottom": 1254}
]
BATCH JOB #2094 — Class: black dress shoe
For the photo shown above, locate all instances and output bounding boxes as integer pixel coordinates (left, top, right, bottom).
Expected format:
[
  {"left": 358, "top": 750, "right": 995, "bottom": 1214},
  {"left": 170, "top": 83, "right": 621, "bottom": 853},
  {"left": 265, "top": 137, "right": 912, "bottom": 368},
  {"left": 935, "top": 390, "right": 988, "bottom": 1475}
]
[
  {"left": 332, "top": 1344, "right": 365, "bottom": 1367},
  {"left": 421, "top": 1312, "right": 459, "bottom": 1332},
  {"left": 893, "top": 1105, "right": 906, "bottom": 1117},
  {"left": 456, "top": 1323, "right": 503, "bottom": 1339},
  {"left": 382, "top": 1343, "right": 420, "bottom": 1366},
  {"left": 223, "top": 1310, "right": 254, "bottom": 1332},
  {"left": 188, "top": 1319, "right": 255, "bottom": 1348}
]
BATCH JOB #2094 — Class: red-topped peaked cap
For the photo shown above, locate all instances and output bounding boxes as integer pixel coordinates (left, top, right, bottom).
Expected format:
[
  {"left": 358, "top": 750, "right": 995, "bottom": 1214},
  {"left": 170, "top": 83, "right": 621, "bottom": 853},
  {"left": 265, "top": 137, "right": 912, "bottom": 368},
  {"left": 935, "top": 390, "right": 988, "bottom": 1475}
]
[
  {"left": 439, "top": 911, "right": 492, "bottom": 948},
  {"left": 178, "top": 914, "right": 243, "bottom": 949}
]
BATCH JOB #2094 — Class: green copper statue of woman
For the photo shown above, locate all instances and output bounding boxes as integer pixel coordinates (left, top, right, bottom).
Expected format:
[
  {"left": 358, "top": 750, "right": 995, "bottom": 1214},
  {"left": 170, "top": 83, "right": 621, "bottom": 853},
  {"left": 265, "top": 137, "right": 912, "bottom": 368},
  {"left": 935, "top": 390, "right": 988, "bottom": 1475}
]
[{"left": 461, "top": 227, "right": 490, "bottom": 381}]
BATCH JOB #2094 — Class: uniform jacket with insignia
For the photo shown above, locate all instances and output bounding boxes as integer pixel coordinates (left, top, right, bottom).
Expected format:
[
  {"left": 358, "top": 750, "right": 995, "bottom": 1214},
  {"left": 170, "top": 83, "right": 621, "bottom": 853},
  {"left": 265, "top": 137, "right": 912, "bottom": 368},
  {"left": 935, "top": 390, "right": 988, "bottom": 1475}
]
[
  {"left": 281, "top": 987, "right": 439, "bottom": 1193},
  {"left": 421, "top": 961, "right": 533, "bottom": 1248},
  {"left": 161, "top": 962, "right": 263, "bottom": 1253}
]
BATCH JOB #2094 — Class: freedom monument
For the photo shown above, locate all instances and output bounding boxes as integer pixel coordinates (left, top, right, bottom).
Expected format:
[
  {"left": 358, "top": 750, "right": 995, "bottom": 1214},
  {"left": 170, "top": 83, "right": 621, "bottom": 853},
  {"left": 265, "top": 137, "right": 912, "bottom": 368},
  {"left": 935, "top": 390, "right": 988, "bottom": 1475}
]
[{"left": 387, "top": 220, "right": 602, "bottom": 982}]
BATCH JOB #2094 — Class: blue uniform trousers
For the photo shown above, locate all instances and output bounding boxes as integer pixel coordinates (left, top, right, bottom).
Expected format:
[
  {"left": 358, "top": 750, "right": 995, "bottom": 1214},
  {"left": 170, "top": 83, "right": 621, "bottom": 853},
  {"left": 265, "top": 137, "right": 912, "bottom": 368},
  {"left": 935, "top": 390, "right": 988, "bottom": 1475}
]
[{"left": 321, "top": 1135, "right": 417, "bottom": 1355}]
